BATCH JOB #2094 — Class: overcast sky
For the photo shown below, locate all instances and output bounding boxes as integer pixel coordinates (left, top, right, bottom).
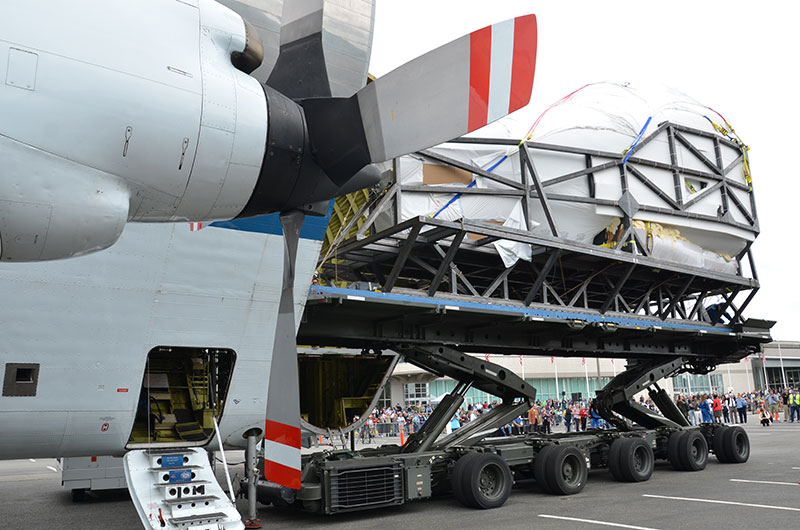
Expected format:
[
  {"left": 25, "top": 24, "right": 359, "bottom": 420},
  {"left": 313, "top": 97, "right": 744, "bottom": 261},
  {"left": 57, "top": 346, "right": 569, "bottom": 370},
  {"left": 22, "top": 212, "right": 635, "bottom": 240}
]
[{"left": 369, "top": 0, "right": 799, "bottom": 340}]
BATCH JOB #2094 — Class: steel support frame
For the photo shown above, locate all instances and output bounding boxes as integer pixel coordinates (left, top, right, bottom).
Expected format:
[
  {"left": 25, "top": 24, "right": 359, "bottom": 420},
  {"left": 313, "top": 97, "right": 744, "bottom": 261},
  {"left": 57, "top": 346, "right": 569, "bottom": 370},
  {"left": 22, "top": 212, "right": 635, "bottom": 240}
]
[{"left": 319, "top": 124, "right": 760, "bottom": 326}]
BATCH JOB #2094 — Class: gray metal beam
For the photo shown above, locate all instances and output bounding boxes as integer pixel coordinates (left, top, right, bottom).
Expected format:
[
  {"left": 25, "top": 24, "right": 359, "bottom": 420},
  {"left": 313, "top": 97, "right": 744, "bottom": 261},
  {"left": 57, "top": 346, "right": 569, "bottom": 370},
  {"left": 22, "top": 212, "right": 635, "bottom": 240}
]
[
  {"left": 600, "top": 264, "right": 635, "bottom": 314},
  {"left": 524, "top": 251, "right": 560, "bottom": 306},
  {"left": 433, "top": 243, "right": 479, "bottom": 297},
  {"left": 482, "top": 262, "right": 517, "bottom": 297},
  {"left": 427, "top": 230, "right": 466, "bottom": 296},
  {"left": 662, "top": 276, "right": 694, "bottom": 321},
  {"left": 419, "top": 149, "right": 525, "bottom": 190},
  {"left": 383, "top": 223, "right": 422, "bottom": 292},
  {"left": 521, "top": 148, "right": 559, "bottom": 237}
]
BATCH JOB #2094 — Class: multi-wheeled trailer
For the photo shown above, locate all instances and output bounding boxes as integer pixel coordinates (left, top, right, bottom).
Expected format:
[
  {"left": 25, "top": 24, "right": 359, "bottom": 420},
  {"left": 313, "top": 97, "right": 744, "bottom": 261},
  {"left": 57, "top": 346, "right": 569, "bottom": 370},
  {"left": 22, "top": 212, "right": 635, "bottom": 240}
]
[
  {"left": 251, "top": 125, "right": 772, "bottom": 514},
  {"left": 255, "top": 319, "right": 766, "bottom": 513}
]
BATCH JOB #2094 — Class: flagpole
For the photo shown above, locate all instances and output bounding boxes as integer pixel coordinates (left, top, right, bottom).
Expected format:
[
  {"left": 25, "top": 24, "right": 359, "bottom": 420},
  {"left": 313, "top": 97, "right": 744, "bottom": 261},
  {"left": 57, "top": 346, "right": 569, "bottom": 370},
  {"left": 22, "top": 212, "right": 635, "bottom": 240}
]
[
  {"left": 744, "top": 356, "right": 753, "bottom": 392},
  {"left": 553, "top": 357, "right": 559, "bottom": 403},
  {"left": 583, "top": 358, "right": 590, "bottom": 401},
  {"left": 777, "top": 343, "right": 788, "bottom": 389},
  {"left": 595, "top": 358, "right": 602, "bottom": 396},
  {"left": 725, "top": 363, "right": 733, "bottom": 393}
]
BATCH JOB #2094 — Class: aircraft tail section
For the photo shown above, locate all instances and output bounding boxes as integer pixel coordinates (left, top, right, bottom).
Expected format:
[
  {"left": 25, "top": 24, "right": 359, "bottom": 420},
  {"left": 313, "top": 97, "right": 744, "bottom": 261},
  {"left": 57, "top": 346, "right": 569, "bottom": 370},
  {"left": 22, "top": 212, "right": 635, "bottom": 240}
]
[{"left": 124, "top": 447, "right": 244, "bottom": 530}]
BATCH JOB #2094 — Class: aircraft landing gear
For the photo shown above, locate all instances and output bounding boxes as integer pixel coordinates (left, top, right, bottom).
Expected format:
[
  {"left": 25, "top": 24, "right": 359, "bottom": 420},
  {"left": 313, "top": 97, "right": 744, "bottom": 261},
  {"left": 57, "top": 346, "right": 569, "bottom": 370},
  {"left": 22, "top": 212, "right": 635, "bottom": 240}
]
[{"left": 243, "top": 430, "right": 262, "bottom": 529}]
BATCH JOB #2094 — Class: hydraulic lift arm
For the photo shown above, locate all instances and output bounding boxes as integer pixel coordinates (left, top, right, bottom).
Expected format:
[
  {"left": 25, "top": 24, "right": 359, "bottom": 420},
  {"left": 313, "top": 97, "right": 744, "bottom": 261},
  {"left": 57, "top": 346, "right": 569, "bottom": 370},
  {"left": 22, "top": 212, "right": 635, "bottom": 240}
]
[
  {"left": 397, "top": 345, "right": 536, "bottom": 453},
  {"left": 593, "top": 356, "right": 690, "bottom": 430}
]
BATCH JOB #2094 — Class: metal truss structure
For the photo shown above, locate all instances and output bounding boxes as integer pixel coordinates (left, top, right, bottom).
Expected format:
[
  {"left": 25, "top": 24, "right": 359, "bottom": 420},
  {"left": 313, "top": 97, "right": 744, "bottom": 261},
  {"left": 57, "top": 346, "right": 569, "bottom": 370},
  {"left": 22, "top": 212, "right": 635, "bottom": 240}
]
[{"left": 318, "top": 122, "right": 761, "bottom": 328}]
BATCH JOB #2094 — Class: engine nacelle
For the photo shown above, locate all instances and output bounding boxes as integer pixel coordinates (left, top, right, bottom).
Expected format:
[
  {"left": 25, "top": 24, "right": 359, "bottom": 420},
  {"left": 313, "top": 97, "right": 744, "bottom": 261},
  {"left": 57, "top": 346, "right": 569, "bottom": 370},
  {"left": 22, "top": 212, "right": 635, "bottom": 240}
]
[
  {"left": 0, "top": 0, "right": 380, "bottom": 262},
  {"left": 0, "top": 135, "right": 129, "bottom": 262}
]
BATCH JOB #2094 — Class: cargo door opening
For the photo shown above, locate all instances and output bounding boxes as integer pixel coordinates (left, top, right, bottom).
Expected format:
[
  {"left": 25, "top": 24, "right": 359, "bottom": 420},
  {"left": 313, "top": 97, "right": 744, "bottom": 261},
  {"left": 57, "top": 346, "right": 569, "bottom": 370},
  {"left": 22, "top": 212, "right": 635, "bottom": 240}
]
[
  {"left": 298, "top": 352, "right": 397, "bottom": 432},
  {"left": 127, "top": 346, "right": 235, "bottom": 448}
]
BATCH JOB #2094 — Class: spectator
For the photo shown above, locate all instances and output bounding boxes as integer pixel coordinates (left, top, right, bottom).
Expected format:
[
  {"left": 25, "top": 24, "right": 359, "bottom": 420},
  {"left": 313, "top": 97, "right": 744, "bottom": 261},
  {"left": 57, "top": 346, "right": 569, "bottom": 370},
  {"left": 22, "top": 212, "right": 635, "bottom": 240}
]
[
  {"left": 698, "top": 394, "right": 712, "bottom": 423},
  {"left": 736, "top": 394, "right": 748, "bottom": 423},
  {"left": 712, "top": 395, "right": 723, "bottom": 423}
]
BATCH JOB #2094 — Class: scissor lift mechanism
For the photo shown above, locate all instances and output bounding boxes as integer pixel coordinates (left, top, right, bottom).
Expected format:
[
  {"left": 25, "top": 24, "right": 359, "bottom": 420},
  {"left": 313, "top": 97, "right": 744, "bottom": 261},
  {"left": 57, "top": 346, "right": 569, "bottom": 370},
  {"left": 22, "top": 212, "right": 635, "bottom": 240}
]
[
  {"left": 250, "top": 129, "right": 772, "bottom": 514},
  {"left": 254, "top": 337, "right": 761, "bottom": 514}
]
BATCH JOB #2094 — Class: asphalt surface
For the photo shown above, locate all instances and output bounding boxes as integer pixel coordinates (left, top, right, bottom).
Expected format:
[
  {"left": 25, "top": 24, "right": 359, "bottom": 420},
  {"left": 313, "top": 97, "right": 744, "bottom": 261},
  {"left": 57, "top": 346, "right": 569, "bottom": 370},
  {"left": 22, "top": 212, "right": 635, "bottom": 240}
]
[{"left": 0, "top": 422, "right": 798, "bottom": 530}]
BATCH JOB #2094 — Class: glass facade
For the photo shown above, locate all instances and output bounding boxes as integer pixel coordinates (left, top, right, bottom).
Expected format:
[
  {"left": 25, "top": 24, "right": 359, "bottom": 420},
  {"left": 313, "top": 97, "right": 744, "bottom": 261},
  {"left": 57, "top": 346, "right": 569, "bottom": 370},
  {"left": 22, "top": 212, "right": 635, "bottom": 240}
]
[
  {"left": 403, "top": 382, "right": 429, "bottom": 406},
  {"left": 377, "top": 385, "right": 391, "bottom": 409},
  {"left": 671, "top": 373, "right": 724, "bottom": 396},
  {"left": 428, "top": 376, "right": 613, "bottom": 405},
  {"left": 760, "top": 366, "right": 800, "bottom": 390}
]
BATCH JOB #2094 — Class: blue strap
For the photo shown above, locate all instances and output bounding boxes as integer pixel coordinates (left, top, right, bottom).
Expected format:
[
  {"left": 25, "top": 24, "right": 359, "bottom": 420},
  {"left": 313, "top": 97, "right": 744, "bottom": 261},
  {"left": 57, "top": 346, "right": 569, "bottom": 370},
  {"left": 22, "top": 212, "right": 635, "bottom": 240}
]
[
  {"left": 431, "top": 153, "right": 508, "bottom": 219},
  {"left": 621, "top": 116, "right": 652, "bottom": 166}
]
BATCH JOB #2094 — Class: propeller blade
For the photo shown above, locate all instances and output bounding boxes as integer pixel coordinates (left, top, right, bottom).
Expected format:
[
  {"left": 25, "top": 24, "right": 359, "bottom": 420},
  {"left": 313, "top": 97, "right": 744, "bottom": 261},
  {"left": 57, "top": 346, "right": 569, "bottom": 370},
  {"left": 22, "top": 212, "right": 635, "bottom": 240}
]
[
  {"left": 302, "top": 14, "right": 538, "bottom": 184},
  {"left": 266, "top": 0, "right": 376, "bottom": 99},
  {"left": 263, "top": 210, "right": 305, "bottom": 490},
  {"left": 267, "top": 0, "right": 331, "bottom": 98}
]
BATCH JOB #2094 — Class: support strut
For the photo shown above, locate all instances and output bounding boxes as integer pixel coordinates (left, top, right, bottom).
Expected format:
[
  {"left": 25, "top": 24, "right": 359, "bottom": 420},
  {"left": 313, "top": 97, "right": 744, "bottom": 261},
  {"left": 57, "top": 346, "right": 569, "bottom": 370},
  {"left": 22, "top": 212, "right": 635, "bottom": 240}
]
[
  {"left": 593, "top": 357, "right": 690, "bottom": 430},
  {"left": 243, "top": 431, "right": 262, "bottom": 528},
  {"left": 396, "top": 345, "right": 537, "bottom": 452}
]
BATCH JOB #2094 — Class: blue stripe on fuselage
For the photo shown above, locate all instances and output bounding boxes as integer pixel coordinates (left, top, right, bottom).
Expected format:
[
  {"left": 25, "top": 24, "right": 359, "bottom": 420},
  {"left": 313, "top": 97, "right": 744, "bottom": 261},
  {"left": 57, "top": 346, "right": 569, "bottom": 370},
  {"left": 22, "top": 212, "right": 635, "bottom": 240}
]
[{"left": 209, "top": 201, "right": 333, "bottom": 241}]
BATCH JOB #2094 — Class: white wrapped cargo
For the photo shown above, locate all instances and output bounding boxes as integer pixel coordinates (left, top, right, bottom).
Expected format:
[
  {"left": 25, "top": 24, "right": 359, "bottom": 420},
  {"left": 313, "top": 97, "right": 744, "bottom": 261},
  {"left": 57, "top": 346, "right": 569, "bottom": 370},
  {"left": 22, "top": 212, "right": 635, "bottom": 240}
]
[{"left": 384, "top": 83, "right": 755, "bottom": 273}]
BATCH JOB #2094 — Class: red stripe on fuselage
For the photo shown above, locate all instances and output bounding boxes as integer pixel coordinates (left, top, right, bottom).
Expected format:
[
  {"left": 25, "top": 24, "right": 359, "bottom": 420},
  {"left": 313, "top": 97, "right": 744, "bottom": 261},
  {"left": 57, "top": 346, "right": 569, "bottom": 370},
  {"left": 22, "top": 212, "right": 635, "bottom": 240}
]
[
  {"left": 509, "top": 14, "right": 538, "bottom": 113},
  {"left": 265, "top": 419, "right": 301, "bottom": 449},
  {"left": 468, "top": 26, "right": 492, "bottom": 132},
  {"left": 264, "top": 459, "right": 301, "bottom": 490}
]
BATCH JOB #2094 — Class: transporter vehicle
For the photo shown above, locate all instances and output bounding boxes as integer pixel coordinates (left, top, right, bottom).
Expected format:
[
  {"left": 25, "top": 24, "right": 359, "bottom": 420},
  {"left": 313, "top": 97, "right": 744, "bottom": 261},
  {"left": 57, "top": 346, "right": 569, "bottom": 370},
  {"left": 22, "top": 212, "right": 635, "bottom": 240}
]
[{"left": 250, "top": 90, "right": 771, "bottom": 512}]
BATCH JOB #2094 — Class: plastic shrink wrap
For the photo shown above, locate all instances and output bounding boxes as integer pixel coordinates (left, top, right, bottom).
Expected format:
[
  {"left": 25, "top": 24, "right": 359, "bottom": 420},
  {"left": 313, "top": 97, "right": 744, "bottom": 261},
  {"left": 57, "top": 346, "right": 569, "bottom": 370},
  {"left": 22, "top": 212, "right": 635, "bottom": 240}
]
[{"left": 378, "top": 83, "right": 755, "bottom": 274}]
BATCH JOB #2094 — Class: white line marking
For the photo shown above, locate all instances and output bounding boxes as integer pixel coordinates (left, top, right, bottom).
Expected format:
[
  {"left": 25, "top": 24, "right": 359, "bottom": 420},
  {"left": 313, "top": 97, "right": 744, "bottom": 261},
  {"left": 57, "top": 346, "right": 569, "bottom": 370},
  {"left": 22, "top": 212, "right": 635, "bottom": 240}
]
[
  {"left": 538, "top": 515, "right": 660, "bottom": 530},
  {"left": 793, "top": 467, "right": 800, "bottom": 470},
  {"left": 28, "top": 459, "right": 36, "bottom": 463},
  {"left": 45, "top": 466, "right": 58, "bottom": 473},
  {"left": 642, "top": 494, "right": 800, "bottom": 512},
  {"left": 731, "top": 478, "right": 799, "bottom": 486}
]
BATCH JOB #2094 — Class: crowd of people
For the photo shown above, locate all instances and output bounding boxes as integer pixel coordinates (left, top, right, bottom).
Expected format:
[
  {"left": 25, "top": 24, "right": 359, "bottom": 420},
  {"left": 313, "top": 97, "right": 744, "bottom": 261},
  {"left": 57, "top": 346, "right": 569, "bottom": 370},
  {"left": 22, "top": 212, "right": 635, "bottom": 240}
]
[
  {"left": 355, "top": 386, "right": 800, "bottom": 442},
  {"left": 673, "top": 388, "right": 800, "bottom": 427}
]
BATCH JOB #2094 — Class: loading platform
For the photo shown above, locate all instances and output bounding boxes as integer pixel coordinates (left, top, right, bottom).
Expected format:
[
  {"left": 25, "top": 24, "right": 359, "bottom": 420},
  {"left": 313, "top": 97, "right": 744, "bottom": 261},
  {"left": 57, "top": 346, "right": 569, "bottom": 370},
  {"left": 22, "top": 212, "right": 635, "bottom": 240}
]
[{"left": 299, "top": 284, "right": 772, "bottom": 369}]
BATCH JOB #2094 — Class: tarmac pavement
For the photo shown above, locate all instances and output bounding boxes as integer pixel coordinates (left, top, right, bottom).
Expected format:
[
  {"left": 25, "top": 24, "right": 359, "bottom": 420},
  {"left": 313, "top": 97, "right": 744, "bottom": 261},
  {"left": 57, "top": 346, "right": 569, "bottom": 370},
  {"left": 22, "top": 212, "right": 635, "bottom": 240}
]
[{"left": 0, "top": 422, "right": 797, "bottom": 530}]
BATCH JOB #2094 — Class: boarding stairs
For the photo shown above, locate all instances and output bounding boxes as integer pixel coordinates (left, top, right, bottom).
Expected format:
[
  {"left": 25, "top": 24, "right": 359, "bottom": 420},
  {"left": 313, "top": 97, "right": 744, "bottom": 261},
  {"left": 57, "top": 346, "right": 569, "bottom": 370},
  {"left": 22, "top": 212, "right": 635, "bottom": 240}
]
[{"left": 124, "top": 448, "right": 244, "bottom": 530}]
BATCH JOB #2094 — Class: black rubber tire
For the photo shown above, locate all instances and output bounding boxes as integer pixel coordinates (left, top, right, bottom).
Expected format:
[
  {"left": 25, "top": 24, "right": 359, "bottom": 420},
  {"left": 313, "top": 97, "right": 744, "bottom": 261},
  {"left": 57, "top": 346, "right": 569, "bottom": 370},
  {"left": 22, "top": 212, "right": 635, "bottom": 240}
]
[
  {"left": 544, "top": 445, "right": 587, "bottom": 495},
  {"left": 668, "top": 430, "right": 687, "bottom": 471},
  {"left": 534, "top": 444, "right": 558, "bottom": 494},
  {"left": 712, "top": 426, "right": 731, "bottom": 463},
  {"left": 618, "top": 437, "right": 654, "bottom": 482},
  {"left": 607, "top": 439, "right": 626, "bottom": 481},
  {"left": 457, "top": 453, "right": 513, "bottom": 509},
  {"left": 722, "top": 426, "right": 750, "bottom": 463},
  {"left": 452, "top": 452, "right": 481, "bottom": 506},
  {"left": 678, "top": 430, "right": 708, "bottom": 471},
  {"left": 71, "top": 488, "right": 86, "bottom": 503}
]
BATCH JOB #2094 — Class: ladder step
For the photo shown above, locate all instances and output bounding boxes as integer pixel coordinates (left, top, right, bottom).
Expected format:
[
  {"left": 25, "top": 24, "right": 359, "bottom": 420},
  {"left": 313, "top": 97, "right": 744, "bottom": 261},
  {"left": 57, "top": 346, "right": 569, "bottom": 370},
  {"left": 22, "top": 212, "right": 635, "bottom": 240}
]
[
  {"left": 168, "top": 512, "right": 228, "bottom": 525},
  {"left": 148, "top": 464, "right": 203, "bottom": 471},
  {"left": 162, "top": 495, "right": 219, "bottom": 506},
  {"left": 153, "top": 479, "right": 211, "bottom": 487}
]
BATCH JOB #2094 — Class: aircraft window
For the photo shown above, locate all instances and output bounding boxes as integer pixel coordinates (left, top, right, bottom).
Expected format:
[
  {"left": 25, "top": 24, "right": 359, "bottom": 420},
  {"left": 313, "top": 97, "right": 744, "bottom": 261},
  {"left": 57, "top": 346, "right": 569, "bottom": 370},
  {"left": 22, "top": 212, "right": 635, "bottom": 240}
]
[
  {"left": 15, "top": 368, "right": 34, "bottom": 383},
  {"left": 2, "top": 363, "right": 40, "bottom": 397}
]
